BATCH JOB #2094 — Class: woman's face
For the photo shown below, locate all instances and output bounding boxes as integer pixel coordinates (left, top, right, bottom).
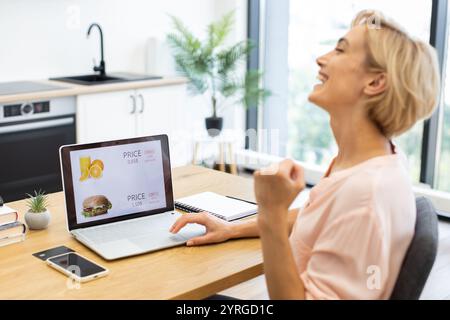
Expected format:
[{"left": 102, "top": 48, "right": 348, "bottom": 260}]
[{"left": 308, "top": 25, "right": 372, "bottom": 114}]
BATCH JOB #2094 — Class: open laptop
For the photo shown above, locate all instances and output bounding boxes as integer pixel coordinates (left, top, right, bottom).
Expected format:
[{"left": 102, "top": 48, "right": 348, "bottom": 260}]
[{"left": 59, "top": 135, "right": 205, "bottom": 260}]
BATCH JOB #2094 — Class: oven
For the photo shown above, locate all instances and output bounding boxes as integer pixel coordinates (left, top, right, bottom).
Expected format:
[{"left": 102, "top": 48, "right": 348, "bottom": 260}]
[{"left": 0, "top": 96, "right": 76, "bottom": 202}]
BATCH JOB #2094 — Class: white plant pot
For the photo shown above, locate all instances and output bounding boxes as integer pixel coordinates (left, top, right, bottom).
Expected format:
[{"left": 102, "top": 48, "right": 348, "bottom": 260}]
[{"left": 24, "top": 210, "right": 51, "bottom": 230}]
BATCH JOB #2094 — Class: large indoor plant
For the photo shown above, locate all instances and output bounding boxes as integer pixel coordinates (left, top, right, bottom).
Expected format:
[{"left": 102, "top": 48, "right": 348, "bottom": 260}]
[{"left": 167, "top": 12, "right": 270, "bottom": 137}]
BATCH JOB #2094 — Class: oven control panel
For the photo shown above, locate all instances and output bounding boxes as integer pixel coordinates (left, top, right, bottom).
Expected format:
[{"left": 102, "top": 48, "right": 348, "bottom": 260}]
[
  {"left": 0, "top": 96, "right": 75, "bottom": 124},
  {"left": 3, "top": 101, "right": 50, "bottom": 117}
]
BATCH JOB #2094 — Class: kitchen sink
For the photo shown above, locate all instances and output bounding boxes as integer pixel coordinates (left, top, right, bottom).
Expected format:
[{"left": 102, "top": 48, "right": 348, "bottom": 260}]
[
  {"left": 52, "top": 24, "right": 163, "bottom": 86},
  {"left": 50, "top": 73, "right": 163, "bottom": 86},
  {"left": 51, "top": 74, "right": 124, "bottom": 85}
]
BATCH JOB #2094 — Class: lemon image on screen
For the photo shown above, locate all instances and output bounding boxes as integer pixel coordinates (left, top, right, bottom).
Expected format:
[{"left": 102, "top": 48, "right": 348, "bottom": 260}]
[
  {"left": 79, "top": 157, "right": 104, "bottom": 181},
  {"left": 89, "top": 164, "right": 103, "bottom": 179},
  {"left": 91, "top": 159, "right": 104, "bottom": 170}
]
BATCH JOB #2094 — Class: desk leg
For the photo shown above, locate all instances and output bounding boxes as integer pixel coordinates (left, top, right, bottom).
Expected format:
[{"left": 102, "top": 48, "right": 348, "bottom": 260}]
[
  {"left": 228, "top": 142, "right": 238, "bottom": 175},
  {"left": 218, "top": 142, "right": 225, "bottom": 172},
  {"left": 192, "top": 142, "right": 200, "bottom": 165}
]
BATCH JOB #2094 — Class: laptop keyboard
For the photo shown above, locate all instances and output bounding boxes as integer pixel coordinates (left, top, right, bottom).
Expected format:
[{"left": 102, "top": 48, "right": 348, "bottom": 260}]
[{"left": 75, "top": 213, "right": 186, "bottom": 245}]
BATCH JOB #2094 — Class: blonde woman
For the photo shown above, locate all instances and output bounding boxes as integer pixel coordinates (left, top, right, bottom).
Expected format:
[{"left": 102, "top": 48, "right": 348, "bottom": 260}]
[{"left": 170, "top": 10, "right": 440, "bottom": 299}]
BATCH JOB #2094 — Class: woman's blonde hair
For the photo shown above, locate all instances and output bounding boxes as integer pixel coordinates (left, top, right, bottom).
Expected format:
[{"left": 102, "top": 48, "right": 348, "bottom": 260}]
[{"left": 352, "top": 10, "right": 441, "bottom": 138}]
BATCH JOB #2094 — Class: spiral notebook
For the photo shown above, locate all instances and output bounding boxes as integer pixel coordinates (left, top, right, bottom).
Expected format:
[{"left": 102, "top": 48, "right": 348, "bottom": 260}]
[{"left": 175, "top": 192, "right": 258, "bottom": 221}]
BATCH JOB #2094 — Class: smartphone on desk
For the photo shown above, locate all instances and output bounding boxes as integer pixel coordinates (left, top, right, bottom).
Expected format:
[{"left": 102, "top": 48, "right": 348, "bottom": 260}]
[{"left": 47, "top": 252, "right": 109, "bottom": 282}]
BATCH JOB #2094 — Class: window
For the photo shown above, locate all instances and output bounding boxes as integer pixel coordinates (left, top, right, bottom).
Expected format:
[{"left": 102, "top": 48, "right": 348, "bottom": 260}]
[
  {"left": 251, "top": 0, "right": 450, "bottom": 193},
  {"left": 246, "top": 0, "right": 450, "bottom": 210},
  {"left": 286, "top": 0, "right": 432, "bottom": 182}
]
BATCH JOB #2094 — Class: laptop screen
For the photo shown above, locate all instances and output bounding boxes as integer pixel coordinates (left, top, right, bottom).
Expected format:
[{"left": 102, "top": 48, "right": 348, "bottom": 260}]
[{"left": 60, "top": 135, "right": 174, "bottom": 230}]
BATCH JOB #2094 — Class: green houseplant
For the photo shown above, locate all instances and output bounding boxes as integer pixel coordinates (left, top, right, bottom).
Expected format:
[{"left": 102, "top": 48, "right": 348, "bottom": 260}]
[
  {"left": 24, "top": 190, "right": 51, "bottom": 230},
  {"left": 167, "top": 11, "right": 270, "bottom": 137}
]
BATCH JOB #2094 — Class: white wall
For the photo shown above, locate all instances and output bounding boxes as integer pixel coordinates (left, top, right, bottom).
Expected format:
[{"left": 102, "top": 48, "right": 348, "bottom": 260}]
[{"left": 0, "top": 0, "right": 245, "bottom": 81}]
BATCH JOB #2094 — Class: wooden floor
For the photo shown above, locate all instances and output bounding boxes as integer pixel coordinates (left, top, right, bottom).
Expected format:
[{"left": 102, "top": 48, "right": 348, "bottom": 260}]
[{"left": 219, "top": 172, "right": 450, "bottom": 300}]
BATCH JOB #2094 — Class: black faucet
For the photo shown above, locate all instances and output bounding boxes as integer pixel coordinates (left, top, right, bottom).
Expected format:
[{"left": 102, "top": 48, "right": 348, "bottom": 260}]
[{"left": 87, "top": 23, "right": 106, "bottom": 78}]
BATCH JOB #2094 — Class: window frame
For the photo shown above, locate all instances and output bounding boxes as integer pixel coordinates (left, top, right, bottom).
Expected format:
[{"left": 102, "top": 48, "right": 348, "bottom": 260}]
[
  {"left": 421, "top": 0, "right": 449, "bottom": 186},
  {"left": 246, "top": 0, "right": 261, "bottom": 151}
]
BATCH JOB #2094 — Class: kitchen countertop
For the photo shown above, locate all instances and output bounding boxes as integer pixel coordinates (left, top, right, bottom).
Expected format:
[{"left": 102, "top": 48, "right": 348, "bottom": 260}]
[{"left": 0, "top": 76, "right": 187, "bottom": 104}]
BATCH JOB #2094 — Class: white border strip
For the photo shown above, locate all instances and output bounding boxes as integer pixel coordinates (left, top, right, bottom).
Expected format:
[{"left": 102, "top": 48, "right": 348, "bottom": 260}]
[{"left": 235, "top": 149, "right": 450, "bottom": 215}]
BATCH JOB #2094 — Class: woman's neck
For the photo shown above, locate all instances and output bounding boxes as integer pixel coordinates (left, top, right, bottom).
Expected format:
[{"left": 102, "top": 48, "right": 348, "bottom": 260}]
[{"left": 330, "top": 111, "right": 392, "bottom": 173}]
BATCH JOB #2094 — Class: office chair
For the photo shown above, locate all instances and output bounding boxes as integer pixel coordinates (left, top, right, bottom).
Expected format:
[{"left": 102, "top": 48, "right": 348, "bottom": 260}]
[{"left": 390, "top": 196, "right": 439, "bottom": 300}]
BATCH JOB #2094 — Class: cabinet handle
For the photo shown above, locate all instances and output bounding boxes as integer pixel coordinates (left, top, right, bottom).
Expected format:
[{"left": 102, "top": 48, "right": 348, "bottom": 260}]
[
  {"left": 130, "top": 95, "right": 137, "bottom": 114},
  {"left": 138, "top": 94, "right": 145, "bottom": 113}
]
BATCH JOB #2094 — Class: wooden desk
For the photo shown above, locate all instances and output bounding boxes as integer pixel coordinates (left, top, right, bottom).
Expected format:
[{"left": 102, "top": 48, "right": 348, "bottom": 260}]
[{"left": 0, "top": 165, "right": 263, "bottom": 299}]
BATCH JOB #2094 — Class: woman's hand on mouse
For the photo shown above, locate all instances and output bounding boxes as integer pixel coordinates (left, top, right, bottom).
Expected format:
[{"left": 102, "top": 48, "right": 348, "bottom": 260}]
[{"left": 169, "top": 212, "right": 234, "bottom": 246}]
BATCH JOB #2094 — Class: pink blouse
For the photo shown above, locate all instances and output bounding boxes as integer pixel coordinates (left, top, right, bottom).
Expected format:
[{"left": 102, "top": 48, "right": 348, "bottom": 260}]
[{"left": 289, "top": 152, "right": 416, "bottom": 299}]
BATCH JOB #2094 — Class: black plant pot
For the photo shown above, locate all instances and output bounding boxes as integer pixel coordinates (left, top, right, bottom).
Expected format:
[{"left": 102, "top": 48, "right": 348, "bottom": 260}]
[{"left": 205, "top": 117, "right": 223, "bottom": 137}]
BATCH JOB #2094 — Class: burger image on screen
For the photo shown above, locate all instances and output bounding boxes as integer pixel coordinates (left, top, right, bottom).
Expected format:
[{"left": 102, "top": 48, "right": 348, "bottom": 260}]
[{"left": 81, "top": 195, "right": 112, "bottom": 217}]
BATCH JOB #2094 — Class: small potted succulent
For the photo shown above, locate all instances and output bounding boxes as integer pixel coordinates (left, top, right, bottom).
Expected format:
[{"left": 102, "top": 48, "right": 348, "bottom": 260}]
[{"left": 24, "top": 190, "right": 51, "bottom": 230}]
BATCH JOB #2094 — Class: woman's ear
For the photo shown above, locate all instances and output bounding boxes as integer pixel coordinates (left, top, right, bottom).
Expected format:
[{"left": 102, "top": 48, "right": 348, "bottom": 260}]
[{"left": 364, "top": 73, "right": 387, "bottom": 96}]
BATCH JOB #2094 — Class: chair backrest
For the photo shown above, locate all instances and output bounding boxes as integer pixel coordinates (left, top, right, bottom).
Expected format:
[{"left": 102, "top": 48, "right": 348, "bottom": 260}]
[{"left": 390, "top": 197, "right": 439, "bottom": 300}]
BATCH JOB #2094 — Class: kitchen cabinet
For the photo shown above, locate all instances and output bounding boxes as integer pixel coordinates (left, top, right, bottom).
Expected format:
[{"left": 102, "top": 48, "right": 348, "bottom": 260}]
[
  {"left": 76, "top": 84, "right": 195, "bottom": 166},
  {"left": 77, "top": 90, "right": 137, "bottom": 143},
  {"left": 136, "top": 85, "right": 184, "bottom": 137}
]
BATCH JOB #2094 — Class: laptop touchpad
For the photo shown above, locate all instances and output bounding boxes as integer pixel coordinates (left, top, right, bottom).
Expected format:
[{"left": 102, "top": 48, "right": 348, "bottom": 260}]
[{"left": 97, "top": 239, "right": 142, "bottom": 257}]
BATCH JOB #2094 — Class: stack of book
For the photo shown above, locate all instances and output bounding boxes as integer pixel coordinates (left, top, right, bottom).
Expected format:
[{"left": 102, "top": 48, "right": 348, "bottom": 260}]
[{"left": 0, "top": 204, "right": 26, "bottom": 247}]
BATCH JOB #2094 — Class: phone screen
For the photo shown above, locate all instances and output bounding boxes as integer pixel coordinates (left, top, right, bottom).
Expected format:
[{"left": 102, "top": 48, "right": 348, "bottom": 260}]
[{"left": 48, "top": 253, "right": 106, "bottom": 277}]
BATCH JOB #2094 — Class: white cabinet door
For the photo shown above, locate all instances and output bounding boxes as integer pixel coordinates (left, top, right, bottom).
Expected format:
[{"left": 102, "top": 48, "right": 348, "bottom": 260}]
[
  {"left": 136, "top": 85, "right": 185, "bottom": 137},
  {"left": 137, "top": 85, "right": 191, "bottom": 166},
  {"left": 77, "top": 90, "right": 137, "bottom": 143}
]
